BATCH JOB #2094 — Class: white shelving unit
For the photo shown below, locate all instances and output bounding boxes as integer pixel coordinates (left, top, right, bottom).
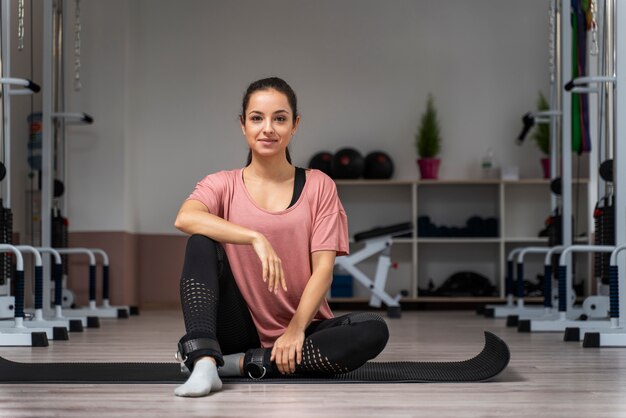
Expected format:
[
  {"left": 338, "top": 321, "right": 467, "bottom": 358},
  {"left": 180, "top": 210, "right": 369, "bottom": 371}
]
[{"left": 334, "top": 178, "right": 591, "bottom": 302}]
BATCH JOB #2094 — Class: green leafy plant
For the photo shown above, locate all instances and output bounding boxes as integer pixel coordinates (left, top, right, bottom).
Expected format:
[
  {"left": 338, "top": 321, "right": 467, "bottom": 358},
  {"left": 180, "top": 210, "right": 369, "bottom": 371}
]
[
  {"left": 415, "top": 94, "right": 442, "bottom": 158},
  {"left": 533, "top": 91, "right": 550, "bottom": 155}
]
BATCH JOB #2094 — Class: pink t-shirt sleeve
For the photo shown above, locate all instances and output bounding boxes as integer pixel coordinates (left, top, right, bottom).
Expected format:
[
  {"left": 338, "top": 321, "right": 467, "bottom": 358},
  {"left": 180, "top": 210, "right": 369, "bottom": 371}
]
[
  {"left": 186, "top": 172, "right": 227, "bottom": 217},
  {"left": 310, "top": 173, "right": 350, "bottom": 256}
]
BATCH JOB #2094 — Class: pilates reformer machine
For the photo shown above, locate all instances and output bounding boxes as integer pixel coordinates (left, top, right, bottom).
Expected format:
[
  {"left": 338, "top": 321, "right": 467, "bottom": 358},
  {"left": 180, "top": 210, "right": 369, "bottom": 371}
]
[
  {"left": 483, "top": 0, "right": 626, "bottom": 347},
  {"left": 0, "top": 0, "right": 58, "bottom": 346},
  {"left": 533, "top": 0, "right": 626, "bottom": 345},
  {"left": 0, "top": 0, "right": 134, "bottom": 347}
]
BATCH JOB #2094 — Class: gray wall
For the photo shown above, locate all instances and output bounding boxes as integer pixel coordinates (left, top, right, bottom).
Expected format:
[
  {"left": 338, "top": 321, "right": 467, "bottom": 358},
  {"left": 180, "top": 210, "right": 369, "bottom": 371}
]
[
  {"left": 64, "top": 0, "right": 131, "bottom": 231},
  {"left": 13, "top": 0, "right": 553, "bottom": 235}
]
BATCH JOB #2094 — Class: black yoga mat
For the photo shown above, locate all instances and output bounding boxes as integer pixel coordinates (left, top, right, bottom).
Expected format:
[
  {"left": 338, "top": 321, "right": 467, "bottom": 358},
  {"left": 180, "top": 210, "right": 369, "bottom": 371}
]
[{"left": 0, "top": 332, "right": 509, "bottom": 384}]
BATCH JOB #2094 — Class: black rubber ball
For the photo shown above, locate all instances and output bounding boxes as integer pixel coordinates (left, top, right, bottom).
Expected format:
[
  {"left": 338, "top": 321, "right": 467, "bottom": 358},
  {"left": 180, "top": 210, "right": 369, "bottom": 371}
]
[
  {"left": 599, "top": 159, "right": 613, "bottom": 182},
  {"left": 308, "top": 151, "right": 334, "bottom": 178},
  {"left": 364, "top": 151, "right": 394, "bottom": 179},
  {"left": 332, "top": 148, "right": 364, "bottom": 179},
  {"left": 550, "top": 177, "right": 562, "bottom": 196},
  {"left": 54, "top": 179, "right": 65, "bottom": 198}
]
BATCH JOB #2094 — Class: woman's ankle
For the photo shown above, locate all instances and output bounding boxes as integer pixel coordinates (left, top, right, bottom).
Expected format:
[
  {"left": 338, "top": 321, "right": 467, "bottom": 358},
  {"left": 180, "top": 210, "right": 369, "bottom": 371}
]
[
  {"left": 217, "top": 353, "right": 245, "bottom": 377},
  {"left": 194, "top": 356, "right": 217, "bottom": 366}
]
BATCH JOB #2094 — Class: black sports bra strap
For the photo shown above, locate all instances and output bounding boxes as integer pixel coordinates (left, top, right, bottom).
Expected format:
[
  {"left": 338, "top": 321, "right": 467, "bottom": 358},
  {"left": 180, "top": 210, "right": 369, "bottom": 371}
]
[{"left": 288, "top": 167, "right": 306, "bottom": 208}]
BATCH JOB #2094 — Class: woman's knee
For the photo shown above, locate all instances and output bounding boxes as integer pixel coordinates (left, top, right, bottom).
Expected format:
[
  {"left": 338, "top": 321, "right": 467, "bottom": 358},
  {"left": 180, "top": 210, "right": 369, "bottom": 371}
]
[
  {"left": 185, "top": 234, "right": 219, "bottom": 259},
  {"left": 345, "top": 314, "right": 389, "bottom": 360},
  {"left": 365, "top": 319, "right": 389, "bottom": 356},
  {"left": 187, "top": 233, "right": 217, "bottom": 249},
  {"left": 181, "top": 235, "right": 224, "bottom": 279}
]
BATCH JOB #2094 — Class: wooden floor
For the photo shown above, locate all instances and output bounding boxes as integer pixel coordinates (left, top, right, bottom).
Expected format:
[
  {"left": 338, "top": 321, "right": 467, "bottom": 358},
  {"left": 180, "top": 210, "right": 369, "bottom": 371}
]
[{"left": 1, "top": 309, "right": 626, "bottom": 417}]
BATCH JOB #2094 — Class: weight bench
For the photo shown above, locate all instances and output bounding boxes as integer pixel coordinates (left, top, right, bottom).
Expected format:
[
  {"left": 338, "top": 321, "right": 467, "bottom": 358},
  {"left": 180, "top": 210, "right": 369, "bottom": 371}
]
[{"left": 334, "top": 222, "right": 412, "bottom": 318}]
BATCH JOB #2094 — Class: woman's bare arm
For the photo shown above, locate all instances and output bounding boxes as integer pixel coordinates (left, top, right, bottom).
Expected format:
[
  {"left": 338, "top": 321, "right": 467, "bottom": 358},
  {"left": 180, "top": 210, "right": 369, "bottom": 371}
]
[
  {"left": 175, "top": 199, "right": 286, "bottom": 292},
  {"left": 175, "top": 200, "right": 260, "bottom": 245},
  {"left": 271, "top": 250, "right": 336, "bottom": 373},
  {"left": 289, "top": 250, "right": 335, "bottom": 331}
]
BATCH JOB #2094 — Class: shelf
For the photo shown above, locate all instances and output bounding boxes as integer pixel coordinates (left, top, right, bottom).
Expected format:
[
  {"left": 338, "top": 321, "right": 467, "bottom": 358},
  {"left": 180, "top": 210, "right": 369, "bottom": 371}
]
[
  {"left": 335, "top": 178, "right": 589, "bottom": 186},
  {"left": 328, "top": 296, "right": 562, "bottom": 303},
  {"left": 504, "top": 237, "right": 548, "bottom": 243},
  {"left": 418, "top": 179, "right": 501, "bottom": 185},
  {"left": 334, "top": 175, "right": 592, "bottom": 301},
  {"left": 502, "top": 179, "right": 550, "bottom": 185},
  {"left": 504, "top": 237, "right": 589, "bottom": 243},
  {"left": 336, "top": 179, "right": 502, "bottom": 186},
  {"left": 348, "top": 238, "right": 416, "bottom": 244},
  {"left": 503, "top": 178, "right": 589, "bottom": 185},
  {"left": 328, "top": 296, "right": 504, "bottom": 303},
  {"left": 350, "top": 237, "right": 501, "bottom": 244},
  {"left": 417, "top": 238, "right": 500, "bottom": 244},
  {"left": 335, "top": 179, "right": 414, "bottom": 186}
]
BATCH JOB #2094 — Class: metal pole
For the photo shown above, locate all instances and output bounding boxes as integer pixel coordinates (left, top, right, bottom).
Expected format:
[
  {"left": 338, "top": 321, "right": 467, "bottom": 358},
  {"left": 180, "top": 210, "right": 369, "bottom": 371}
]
[
  {"left": 2, "top": 0, "right": 11, "bottom": 208},
  {"left": 605, "top": 0, "right": 615, "bottom": 160},
  {"left": 560, "top": 0, "right": 573, "bottom": 304},
  {"left": 42, "top": 0, "right": 54, "bottom": 316},
  {"left": 614, "top": 0, "right": 625, "bottom": 328},
  {"left": 0, "top": 2, "right": 5, "bottom": 298},
  {"left": 52, "top": 0, "right": 65, "bottom": 214},
  {"left": 550, "top": 0, "right": 561, "bottom": 211}
]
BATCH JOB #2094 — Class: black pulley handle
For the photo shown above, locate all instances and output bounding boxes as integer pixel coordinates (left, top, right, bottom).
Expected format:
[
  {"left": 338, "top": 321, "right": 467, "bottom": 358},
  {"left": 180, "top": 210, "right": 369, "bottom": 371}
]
[
  {"left": 516, "top": 109, "right": 560, "bottom": 145},
  {"left": 26, "top": 80, "right": 41, "bottom": 93},
  {"left": 0, "top": 77, "right": 41, "bottom": 94},
  {"left": 51, "top": 112, "right": 94, "bottom": 125},
  {"left": 565, "top": 76, "right": 616, "bottom": 92},
  {"left": 564, "top": 80, "right": 578, "bottom": 92},
  {"left": 81, "top": 113, "right": 94, "bottom": 124},
  {"left": 516, "top": 113, "right": 535, "bottom": 144}
]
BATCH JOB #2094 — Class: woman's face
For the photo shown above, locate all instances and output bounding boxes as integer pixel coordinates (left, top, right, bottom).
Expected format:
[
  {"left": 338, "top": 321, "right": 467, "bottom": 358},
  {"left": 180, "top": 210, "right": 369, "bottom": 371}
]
[{"left": 241, "top": 88, "right": 300, "bottom": 161}]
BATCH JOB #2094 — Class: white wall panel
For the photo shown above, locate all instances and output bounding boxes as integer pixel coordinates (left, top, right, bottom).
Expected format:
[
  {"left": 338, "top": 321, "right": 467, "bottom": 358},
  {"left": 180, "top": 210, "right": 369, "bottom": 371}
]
[{"left": 58, "top": 0, "right": 551, "bottom": 233}]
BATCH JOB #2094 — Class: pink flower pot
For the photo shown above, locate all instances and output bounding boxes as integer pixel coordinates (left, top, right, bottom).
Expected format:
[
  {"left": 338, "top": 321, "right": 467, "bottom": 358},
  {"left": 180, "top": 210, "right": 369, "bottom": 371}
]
[
  {"left": 417, "top": 158, "right": 441, "bottom": 180},
  {"left": 540, "top": 157, "right": 550, "bottom": 179}
]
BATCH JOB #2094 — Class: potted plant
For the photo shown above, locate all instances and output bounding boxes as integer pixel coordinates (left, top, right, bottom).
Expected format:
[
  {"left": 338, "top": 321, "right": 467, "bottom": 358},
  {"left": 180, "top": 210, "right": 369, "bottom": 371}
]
[
  {"left": 415, "top": 94, "right": 442, "bottom": 179},
  {"left": 534, "top": 91, "right": 551, "bottom": 178}
]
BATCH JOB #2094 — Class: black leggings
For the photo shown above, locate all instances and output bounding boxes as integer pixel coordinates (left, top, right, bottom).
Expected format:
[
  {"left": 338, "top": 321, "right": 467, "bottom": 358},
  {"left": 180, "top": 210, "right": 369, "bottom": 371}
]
[{"left": 178, "top": 234, "right": 389, "bottom": 375}]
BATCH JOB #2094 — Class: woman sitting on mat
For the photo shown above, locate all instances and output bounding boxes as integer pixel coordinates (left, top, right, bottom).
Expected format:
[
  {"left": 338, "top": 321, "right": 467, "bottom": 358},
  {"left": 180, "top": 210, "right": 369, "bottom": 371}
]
[{"left": 173, "top": 76, "right": 389, "bottom": 397}]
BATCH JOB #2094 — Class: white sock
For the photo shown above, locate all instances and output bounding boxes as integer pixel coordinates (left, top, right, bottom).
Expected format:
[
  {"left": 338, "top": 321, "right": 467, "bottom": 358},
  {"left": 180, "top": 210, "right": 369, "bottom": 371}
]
[
  {"left": 218, "top": 353, "right": 244, "bottom": 377},
  {"left": 174, "top": 358, "right": 222, "bottom": 397}
]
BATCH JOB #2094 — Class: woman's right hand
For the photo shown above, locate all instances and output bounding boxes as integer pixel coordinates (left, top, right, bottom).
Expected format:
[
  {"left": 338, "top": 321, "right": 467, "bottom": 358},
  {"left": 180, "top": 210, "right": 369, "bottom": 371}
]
[{"left": 251, "top": 234, "right": 287, "bottom": 294}]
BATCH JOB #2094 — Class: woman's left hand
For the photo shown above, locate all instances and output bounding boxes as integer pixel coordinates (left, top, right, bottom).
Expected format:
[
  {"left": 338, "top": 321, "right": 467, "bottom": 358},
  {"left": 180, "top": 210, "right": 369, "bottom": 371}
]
[{"left": 271, "top": 326, "right": 305, "bottom": 374}]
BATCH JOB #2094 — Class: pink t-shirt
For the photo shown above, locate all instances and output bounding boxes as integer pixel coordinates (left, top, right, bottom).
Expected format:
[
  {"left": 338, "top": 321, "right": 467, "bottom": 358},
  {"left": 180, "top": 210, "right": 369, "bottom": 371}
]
[{"left": 187, "top": 168, "right": 349, "bottom": 347}]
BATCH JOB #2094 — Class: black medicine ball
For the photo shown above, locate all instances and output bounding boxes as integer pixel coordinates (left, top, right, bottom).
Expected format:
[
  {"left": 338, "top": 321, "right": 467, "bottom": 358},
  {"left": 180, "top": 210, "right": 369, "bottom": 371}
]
[
  {"left": 332, "top": 148, "right": 364, "bottom": 179},
  {"left": 364, "top": 151, "right": 394, "bottom": 179},
  {"left": 550, "top": 177, "right": 562, "bottom": 196},
  {"left": 53, "top": 179, "right": 65, "bottom": 198},
  {"left": 599, "top": 159, "right": 613, "bottom": 182},
  {"left": 308, "top": 151, "right": 334, "bottom": 178}
]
